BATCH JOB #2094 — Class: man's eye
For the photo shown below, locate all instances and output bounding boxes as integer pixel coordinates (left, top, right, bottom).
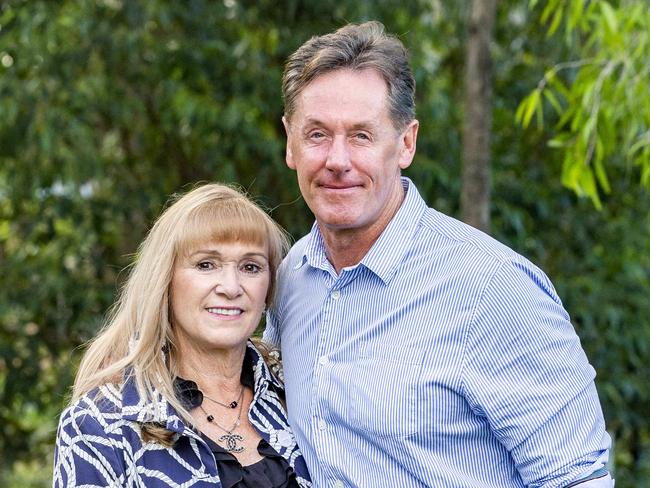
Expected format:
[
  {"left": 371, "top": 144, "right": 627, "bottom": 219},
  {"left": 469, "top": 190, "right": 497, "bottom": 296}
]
[
  {"left": 309, "top": 131, "right": 325, "bottom": 140},
  {"left": 354, "top": 133, "right": 370, "bottom": 141}
]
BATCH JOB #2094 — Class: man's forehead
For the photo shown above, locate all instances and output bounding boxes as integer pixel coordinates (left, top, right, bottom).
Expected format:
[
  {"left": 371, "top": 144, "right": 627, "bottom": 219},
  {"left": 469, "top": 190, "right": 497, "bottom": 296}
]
[
  {"left": 291, "top": 69, "right": 390, "bottom": 121},
  {"left": 301, "top": 67, "right": 388, "bottom": 96}
]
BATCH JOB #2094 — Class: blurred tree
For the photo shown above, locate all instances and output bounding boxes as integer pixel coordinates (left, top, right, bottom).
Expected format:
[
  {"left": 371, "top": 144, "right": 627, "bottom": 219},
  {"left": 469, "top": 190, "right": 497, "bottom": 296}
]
[
  {"left": 0, "top": 1, "right": 648, "bottom": 486},
  {"left": 493, "top": 2, "right": 650, "bottom": 482},
  {"left": 517, "top": 0, "right": 650, "bottom": 208},
  {"left": 461, "top": 0, "right": 497, "bottom": 233},
  {"left": 0, "top": 0, "right": 445, "bottom": 481}
]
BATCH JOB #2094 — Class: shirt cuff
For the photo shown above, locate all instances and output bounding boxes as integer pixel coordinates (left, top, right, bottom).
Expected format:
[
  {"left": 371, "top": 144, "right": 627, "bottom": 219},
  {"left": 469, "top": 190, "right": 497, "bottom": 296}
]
[{"left": 565, "top": 467, "right": 614, "bottom": 487}]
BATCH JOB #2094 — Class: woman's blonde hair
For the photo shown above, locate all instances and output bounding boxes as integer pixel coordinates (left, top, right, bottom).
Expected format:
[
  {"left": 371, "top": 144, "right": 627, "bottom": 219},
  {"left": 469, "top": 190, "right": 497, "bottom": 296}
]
[{"left": 71, "top": 183, "right": 290, "bottom": 430}]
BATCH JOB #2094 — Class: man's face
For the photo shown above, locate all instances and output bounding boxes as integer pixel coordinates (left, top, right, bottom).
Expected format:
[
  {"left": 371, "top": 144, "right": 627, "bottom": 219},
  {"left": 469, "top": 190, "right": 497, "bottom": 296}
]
[{"left": 284, "top": 68, "right": 418, "bottom": 237}]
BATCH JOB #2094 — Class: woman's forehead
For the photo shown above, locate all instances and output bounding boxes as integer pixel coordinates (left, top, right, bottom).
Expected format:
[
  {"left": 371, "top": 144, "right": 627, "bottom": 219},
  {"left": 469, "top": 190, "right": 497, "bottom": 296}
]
[{"left": 178, "top": 237, "right": 268, "bottom": 258}]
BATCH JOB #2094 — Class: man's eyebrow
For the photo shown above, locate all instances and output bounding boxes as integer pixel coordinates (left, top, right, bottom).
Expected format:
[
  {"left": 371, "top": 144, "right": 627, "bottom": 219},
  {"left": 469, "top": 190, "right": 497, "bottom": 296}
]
[
  {"left": 300, "top": 116, "right": 325, "bottom": 127},
  {"left": 349, "top": 122, "right": 376, "bottom": 131},
  {"left": 301, "top": 117, "right": 377, "bottom": 131}
]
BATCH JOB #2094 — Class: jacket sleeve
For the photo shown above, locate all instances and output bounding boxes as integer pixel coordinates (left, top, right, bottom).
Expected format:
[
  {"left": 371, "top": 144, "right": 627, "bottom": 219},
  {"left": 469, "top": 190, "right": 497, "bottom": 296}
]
[{"left": 53, "top": 402, "right": 126, "bottom": 487}]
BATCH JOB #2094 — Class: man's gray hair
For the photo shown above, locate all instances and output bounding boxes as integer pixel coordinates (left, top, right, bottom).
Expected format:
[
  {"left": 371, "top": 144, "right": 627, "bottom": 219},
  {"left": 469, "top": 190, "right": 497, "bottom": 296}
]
[{"left": 282, "top": 21, "right": 416, "bottom": 131}]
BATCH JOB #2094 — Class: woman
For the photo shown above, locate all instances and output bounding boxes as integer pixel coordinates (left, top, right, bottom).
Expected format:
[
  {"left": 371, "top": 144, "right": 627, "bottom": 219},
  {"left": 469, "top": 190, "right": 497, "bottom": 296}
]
[{"left": 53, "top": 183, "right": 311, "bottom": 487}]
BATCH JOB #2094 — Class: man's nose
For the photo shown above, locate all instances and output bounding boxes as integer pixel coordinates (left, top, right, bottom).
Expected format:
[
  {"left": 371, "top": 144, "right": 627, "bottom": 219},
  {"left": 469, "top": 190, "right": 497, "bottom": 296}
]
[{"left": 325, "top": 136, "right": 351, "bottom": 172}]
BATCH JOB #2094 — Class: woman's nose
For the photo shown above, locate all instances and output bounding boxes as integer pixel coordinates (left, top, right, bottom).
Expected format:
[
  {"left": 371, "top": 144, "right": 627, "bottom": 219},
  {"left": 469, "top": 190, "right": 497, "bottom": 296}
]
[{"left": 213, "top": 266, "right": 243, "bottom": 297}]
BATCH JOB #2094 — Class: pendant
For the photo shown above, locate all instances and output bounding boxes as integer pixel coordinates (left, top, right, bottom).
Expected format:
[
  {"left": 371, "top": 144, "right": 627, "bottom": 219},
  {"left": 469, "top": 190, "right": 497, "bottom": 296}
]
[{"left": 219, "top": 433, "right": 245, "bottom": 453}]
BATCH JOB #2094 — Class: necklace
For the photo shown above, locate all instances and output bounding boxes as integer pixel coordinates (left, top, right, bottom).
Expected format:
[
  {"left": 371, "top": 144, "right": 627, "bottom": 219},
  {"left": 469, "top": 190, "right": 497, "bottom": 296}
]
[
  {"left": 203, "top": 384, "right": 244, "bottom": 409},
  {"left": 199, "top": 396, "right": 246, "bottom": 453}
]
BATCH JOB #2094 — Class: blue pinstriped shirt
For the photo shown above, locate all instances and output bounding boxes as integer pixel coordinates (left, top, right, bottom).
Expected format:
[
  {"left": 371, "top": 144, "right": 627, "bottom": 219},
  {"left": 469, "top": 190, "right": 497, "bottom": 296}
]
[{"left": 265, "top": 178, "right": 611, "bottom": 488}]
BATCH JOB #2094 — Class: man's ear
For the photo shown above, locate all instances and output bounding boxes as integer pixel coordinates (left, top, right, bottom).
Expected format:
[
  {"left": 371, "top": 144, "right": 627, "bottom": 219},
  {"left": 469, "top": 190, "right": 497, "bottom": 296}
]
[
  {"left": 282, "top": 116, "right": 296, "bottom": 170},
  {"left": 398, "top": 119, "right": 419, "bottom": 170}
]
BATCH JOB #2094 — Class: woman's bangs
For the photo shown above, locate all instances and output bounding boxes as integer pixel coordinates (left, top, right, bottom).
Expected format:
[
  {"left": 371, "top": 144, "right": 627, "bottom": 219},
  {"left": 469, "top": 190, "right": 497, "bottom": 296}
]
[{"left": 175, "top": 203, "right": 268, "bottom": 258}]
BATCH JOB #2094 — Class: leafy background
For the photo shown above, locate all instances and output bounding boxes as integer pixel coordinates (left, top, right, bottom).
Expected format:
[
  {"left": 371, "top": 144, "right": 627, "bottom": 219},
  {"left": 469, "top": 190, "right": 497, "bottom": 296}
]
[{"left": 1, "top": 0, "right": 648, "bottom": 485}]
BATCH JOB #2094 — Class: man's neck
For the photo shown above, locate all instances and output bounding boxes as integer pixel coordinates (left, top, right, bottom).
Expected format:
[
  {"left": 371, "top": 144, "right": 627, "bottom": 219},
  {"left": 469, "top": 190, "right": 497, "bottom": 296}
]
[
  {"left": 319, "top": 182, "right": 406, "bottom": 274},
  {"left": 320, "top": 227, "right": 381, "bottom": 274}
]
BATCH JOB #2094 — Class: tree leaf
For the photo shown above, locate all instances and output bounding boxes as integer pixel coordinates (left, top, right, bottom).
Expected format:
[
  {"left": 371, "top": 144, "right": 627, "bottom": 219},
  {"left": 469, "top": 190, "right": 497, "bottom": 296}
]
[
  {"left": 600, "top": 1, "right": 619, "bottom": 35},
  {"left": 544, "top": 89, "right": 563, "bottom": 114}
]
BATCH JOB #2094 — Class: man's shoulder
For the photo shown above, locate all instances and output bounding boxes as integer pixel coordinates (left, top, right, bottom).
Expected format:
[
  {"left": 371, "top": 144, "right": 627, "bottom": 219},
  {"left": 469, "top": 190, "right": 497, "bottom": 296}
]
[
  {"left": 418, "top": 207, "right": 518, "bottom": 263},
  {"left": 279, "top": 233, "right": 311, "bottom": 271},
  {"left": 288, "top": 233, "right": 311, "bottom": 255},
  {"left": 417, "top": 207, "right": 558, "bottom": 296}
]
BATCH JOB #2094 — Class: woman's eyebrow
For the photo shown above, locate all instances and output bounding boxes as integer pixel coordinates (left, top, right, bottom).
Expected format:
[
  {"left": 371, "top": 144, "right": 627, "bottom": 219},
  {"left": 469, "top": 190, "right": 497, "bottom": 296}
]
[{"left": 188, "top": 250, "right": 269, "bottom": 261}]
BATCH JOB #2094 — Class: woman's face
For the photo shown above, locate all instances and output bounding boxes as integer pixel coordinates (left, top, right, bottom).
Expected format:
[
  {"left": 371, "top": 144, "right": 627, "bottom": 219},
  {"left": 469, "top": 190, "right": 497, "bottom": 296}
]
[{"left": 170, "top": 240, "right": 270, "bottom": 354}]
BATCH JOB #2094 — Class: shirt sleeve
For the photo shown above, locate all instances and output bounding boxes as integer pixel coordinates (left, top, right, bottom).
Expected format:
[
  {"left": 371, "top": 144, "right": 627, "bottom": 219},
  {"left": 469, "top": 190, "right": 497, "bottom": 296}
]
[
  {"left": 53, "top": 402, "right": 126, "bottom": 487},
  {"left": 263, "top": 307, "right": 281, "bottom": 348},
  {"left": 566, "top": 467, "right": 613, "bottom": 487},
  {"left": 461, "top": 257, "right": 611, "bottom": 488},
  {"left": 571, "top": 477, "right": 614, "bottom": 487}
]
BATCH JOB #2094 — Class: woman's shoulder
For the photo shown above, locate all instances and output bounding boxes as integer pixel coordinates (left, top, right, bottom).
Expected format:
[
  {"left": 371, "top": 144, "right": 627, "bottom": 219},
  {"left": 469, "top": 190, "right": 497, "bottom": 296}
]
[
  {"left": 58, "top": 383, "right": 125, "bottom": 435},
  {"left": 248, "top": 339, "right": 284, "bottom": 386},
  {"left": 74, "top": 383, "right": 123, "bottom": 411}
]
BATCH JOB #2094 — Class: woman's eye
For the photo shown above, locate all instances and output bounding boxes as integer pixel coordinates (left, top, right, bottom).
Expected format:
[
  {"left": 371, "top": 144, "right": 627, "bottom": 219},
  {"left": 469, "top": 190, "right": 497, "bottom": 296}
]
[
  {"left": 242, "top": 263, "right": 262, "bottom": 274},
  {"left": 196, "top": 261, "right": 214, "bottom": 270}
]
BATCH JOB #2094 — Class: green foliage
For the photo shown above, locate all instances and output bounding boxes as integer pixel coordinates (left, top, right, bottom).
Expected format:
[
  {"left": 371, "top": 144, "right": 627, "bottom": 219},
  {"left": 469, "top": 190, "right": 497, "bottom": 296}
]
[
  {"left": 0, "top": 0, "right": 648, "bottom": 486},
  {"left": 518, "top": 0, "right": 650, "bottom": 208},
  {"left": 3, "top": 457, "right": 52, "bottom": 488},
  {"left": 0, "top": 0, "right": 448, "bottom": 481},
  {"left": 493, "top": 4, "right": 649, "bottom": 485}
]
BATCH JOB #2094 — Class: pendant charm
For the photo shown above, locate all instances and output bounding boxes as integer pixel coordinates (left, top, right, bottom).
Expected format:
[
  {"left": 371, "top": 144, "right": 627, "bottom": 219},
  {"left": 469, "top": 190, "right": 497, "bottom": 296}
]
[
  {"left": 229, "top": 401, "right": 237, "bottom": 409},
  {"left": 219, "top": 433, "right": 245, "bottom": 453}
]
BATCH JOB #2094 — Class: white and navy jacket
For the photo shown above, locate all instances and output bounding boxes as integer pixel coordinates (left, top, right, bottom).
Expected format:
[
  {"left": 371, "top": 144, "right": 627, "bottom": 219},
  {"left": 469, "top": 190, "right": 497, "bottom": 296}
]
[{"left": 53, "top": 342, "right": 311, "bottom": 487}]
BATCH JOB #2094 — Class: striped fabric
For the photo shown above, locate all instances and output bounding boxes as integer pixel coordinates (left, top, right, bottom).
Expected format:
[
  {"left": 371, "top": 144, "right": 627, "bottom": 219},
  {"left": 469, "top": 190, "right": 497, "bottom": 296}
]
[
  {"left": 265, "top": 178, "right": 611, "bottom": 488},
  {"left": 53, "top": 342, "right": 311, "bottom": 487}
]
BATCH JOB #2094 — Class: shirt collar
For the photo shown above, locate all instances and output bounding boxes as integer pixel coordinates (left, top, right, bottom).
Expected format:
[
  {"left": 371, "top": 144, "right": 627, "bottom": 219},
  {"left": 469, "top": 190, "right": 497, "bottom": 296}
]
[
  {"left": 300, "top": 177, "right": 427, "bottom": 284},
  {"left": 173, "top": 347, "right": 256, "bottom": 410},
  {"left": 120, "top": 341, "right": 281, "bottom": 427},
  {"left": 301, "top": 222, "right": 331, "bottom": 272}
]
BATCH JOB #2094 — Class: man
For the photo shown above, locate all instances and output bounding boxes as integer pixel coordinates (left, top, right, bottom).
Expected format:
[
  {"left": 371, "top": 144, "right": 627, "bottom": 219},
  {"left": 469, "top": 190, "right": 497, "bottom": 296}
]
[{"left": 265, "top": 21, "right": 613, "bottom": 487}]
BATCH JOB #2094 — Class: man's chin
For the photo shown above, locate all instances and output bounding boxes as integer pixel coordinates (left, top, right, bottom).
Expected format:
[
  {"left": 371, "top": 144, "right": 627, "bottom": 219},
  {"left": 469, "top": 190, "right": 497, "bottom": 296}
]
[{"left": 316, "top": 214, "right": 365, "bottom": 232}]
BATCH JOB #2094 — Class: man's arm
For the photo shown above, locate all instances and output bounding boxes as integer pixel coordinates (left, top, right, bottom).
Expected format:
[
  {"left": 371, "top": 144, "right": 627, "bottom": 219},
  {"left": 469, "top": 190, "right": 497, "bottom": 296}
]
[
  {"left": 462, "top": 257, "right": 613, "bottom": 487},
  {"left": 263, "top": 306, "right": 282, "bottom": 347},
  {"left": 567, "top": 466, "right": 613, "bottom": 487}
]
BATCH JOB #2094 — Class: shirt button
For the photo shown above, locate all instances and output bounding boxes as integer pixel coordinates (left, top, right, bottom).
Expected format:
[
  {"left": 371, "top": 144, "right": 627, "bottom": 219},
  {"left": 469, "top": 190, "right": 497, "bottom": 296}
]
[
  {"left": 334, "top": 481, "right": 344, "bottom": 488},
  {"left": 318, "top": 356, "right": 329, "bottom": 365},
  {"left": 331, "top": 290, "right": 341, "bottom": 300},
  {"left": 318, "top": 419, "right": 327, "bottom": 431}
]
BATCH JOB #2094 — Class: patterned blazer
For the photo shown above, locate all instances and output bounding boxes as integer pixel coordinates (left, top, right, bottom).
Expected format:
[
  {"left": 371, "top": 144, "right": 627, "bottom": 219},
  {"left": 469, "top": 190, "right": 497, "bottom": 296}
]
[{"left": 53, "top": 343, "right": 311, "bottom": 487}]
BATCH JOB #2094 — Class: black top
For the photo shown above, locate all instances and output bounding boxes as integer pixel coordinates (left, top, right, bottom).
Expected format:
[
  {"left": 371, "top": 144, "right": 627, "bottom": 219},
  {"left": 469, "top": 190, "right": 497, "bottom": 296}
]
[{"left": 174, "top": 350, "right": 299, "bottom": 488}]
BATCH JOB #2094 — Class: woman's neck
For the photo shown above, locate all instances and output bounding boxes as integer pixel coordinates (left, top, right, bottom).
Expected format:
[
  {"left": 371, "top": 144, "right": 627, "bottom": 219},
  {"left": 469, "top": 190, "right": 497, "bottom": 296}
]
[{"left": 177, "top": 343, "right": 247, "bottom": 397}]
